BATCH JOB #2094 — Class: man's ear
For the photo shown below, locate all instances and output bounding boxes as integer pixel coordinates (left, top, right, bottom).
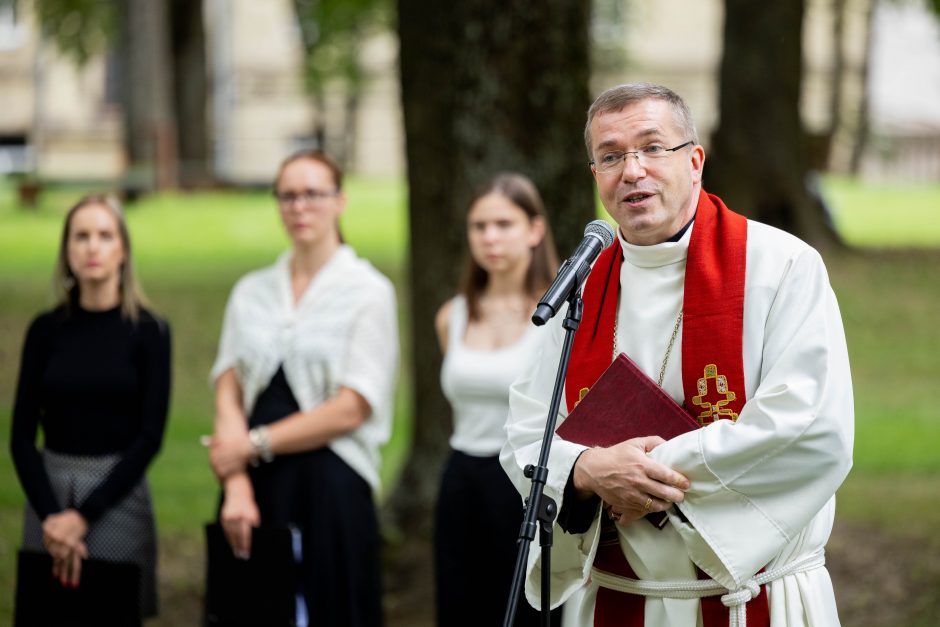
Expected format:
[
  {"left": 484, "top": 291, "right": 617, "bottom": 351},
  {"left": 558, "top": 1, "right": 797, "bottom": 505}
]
[{"left": 690, "top": 145, "right": 705, "bottom": 184}]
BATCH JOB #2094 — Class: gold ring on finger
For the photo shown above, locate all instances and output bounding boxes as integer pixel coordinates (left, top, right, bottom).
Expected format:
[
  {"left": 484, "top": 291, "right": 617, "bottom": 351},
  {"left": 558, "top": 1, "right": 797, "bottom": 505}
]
[{"left": 643, "top": 497, "right": 653, "bottom": 511}]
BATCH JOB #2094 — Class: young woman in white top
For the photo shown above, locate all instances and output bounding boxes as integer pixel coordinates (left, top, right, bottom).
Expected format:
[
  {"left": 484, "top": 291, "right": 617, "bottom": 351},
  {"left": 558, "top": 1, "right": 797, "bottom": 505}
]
[
  {"left": 206, "top": 150, "right": 399, "bottom": 626},
  {"left": 434, "top": 173, "right": 561, "bottom": 626}
]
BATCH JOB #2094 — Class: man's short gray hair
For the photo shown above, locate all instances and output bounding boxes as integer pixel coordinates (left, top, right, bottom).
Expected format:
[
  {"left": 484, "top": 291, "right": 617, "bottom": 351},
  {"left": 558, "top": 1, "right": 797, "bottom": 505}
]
[{"left": 584, "top": 82, "right": 699, "bottom": 158}]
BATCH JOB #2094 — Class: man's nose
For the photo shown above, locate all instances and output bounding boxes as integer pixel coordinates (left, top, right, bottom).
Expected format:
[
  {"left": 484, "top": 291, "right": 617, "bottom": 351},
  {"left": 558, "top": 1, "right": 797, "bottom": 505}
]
[{"left": 620, "top": 154, "right": 646, "bottom": 182}]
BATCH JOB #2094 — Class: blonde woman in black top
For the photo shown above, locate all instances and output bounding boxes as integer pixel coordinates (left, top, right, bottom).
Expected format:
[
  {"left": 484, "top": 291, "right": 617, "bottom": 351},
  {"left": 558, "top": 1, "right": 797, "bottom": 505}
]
[{"left": 10, "top": 195, "right": 171, "bottom": 621}]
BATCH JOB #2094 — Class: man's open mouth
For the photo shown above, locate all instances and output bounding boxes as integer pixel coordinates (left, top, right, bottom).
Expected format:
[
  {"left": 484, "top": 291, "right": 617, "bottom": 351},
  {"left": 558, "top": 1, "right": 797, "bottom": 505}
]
[{"left": 624, "top": 191, "right": 653, "bottom": 203}]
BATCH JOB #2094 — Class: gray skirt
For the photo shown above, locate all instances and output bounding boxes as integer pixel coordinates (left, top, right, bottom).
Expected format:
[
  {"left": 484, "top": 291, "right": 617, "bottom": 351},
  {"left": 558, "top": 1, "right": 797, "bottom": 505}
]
[{"left": 21, "top": 450, "right": 158, "bottom": 617}]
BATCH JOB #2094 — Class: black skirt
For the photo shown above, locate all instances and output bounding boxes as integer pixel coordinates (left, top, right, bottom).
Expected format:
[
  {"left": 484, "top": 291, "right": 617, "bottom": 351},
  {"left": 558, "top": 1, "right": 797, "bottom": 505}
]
[
  {"left": 434, "top": 450, "right": 562, "bottom": 627},
  {"left": 230, "top": 366, "right": 383, "bottom": 627}
]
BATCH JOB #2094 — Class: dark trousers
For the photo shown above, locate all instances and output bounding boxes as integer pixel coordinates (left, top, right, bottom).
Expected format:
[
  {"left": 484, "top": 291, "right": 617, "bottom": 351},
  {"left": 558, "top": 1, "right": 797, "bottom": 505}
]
[{"left": 434, "top": 450, "right": 562, "bottom": 627}]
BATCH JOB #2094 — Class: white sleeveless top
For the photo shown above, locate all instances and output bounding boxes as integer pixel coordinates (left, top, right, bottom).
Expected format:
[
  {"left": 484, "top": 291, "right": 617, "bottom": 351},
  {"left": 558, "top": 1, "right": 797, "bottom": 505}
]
[{"left": 440, "top": 295, "right": 543, "bottom": 456}]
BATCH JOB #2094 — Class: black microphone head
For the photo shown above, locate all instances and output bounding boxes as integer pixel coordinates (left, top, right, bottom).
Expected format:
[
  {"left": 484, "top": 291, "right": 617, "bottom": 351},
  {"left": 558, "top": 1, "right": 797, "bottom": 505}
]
[{"left": 584, "top": 220, "right": 615, "bottom": 248}]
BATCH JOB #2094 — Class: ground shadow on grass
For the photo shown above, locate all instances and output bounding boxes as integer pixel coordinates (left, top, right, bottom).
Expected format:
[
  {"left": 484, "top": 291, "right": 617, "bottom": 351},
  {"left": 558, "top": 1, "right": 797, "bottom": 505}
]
[
  {"left": 153, "top": 528, "right": 440, "bottom": 627},
  {"left": 155, "top": 515, "right": 940, "bottom": 626},
  {"left": 152, "top": 532, "right": 205, "bottom": 627},
  {"left": 831, "top": 518, "right": 940, "bottom": 627},
  {"left": 377, "top": 520, "right": 940, "bottom": 627}
]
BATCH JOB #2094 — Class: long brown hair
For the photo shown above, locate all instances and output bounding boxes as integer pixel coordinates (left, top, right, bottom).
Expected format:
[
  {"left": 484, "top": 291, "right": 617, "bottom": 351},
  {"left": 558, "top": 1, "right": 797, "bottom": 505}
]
[
  {"left": 459, "top": 173, "right": 559, "bottom": 320},
  {"left": 54, "top": 194, "right": 148, "bottom": 321},
  {"left": 272, "top": 149, "right": 345, "bottom": 244}
]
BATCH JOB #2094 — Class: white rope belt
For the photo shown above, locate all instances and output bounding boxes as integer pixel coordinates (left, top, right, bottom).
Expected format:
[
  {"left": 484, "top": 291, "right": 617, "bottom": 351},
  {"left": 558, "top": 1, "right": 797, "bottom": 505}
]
[{"left": 591, "top": 549, "right": 825, "bottom": 627}]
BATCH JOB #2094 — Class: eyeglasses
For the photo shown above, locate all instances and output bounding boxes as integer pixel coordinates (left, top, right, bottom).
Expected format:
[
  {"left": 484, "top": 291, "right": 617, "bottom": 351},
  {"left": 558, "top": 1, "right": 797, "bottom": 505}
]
[
  {"left": 274, "top": 188, "right": 340, "bottom": 206},
  {"left": 590, "top": 141, "right": 694, "bottom": 174}
]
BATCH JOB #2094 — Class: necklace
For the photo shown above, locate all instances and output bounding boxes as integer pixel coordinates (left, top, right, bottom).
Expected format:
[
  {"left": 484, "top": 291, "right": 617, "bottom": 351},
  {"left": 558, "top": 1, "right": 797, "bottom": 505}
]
[
  {"left": 613, "top": 309, "right": 684, "bottom": 387},
  {"left": 657, "top": 310, "right": 684, "bottom": 387}
]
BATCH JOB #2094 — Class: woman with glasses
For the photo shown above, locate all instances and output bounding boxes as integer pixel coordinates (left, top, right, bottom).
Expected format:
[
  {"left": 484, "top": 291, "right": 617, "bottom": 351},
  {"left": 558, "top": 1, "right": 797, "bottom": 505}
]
[
  {"left": 11, "top": 194, "right": 170, "bottom": 622},
  {"left": 433, "top": 173, "right": 562, "bottom": 626},
  {"left": 206, "top": 150, "right": 398, "bottom": 626}
]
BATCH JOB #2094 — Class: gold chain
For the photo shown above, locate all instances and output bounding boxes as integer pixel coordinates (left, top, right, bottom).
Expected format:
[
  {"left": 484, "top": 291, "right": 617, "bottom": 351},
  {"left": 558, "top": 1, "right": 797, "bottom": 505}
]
[
  {"left": 657, "top": 310, "right": 683, "bottom": 387},
  {"left": 613, "top": 309, "right": 684, "bottom": 388}
]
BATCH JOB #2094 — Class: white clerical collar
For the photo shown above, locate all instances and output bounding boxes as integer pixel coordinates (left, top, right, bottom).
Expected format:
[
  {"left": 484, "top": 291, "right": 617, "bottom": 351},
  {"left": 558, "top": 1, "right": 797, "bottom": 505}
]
[{"left": 617, "top": 220, "right": 694, "bottom": 269}]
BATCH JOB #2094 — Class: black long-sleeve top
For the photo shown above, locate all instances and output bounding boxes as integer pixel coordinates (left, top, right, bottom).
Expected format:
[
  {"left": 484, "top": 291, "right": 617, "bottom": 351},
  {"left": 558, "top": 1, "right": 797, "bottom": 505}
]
[{"left": 10, "top": 304, "right": 171, "bottom": 522}]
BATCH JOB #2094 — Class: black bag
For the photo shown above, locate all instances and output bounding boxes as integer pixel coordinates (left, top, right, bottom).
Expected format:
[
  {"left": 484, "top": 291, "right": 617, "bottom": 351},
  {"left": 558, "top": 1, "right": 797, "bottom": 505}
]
[
  {"left": 14, "top": 549, "right": 141, "bottom": 627},
  {"left": 203, "top": 522, "right": 300, "bottom": 627}
]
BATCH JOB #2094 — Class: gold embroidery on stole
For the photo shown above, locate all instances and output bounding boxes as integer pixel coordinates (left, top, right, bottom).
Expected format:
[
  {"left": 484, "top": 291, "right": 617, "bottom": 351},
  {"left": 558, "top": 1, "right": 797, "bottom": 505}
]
[{"left": 691, "top": 363, "right": 739, "bottom": 425}]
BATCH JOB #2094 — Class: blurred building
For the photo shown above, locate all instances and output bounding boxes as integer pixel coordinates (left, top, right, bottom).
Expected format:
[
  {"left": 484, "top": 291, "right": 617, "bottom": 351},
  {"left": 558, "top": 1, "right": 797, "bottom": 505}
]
[
  {"left": 0, "top": 1, "right": 124, "bottom": 178},
  {"left": 0, "top": 0, "right": 937, "bottom": 184},
  {"left": 205, "top": 0, "right": 404, "bottom": 182},
  {"left": 591, "top": 0, "right": 940, "bottom": 182},
  {"left": 865, "top": 0, "right": 940, "bottom": 181},
  {"left": 0, "top": 0, "right": 403, "bottom": 185}
]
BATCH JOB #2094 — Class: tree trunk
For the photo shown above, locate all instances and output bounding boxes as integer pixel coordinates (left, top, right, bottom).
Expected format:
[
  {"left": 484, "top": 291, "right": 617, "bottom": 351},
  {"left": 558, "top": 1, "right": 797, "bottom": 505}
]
[
  {"left": 343, "top": 90, "right": 359, "bottom": 175},
  {"left": 170, "top": 0, "right": 211, "bottom": 187},
  {"left": 849, "top": 0, "right": 876, "bottom": 175},
  {"left": 390, "top": 0, "right": 594, "bottom": 537},
  {"left": 119, "top": 0, "right": 178, "bottom": 192},
  {"left": 706, "top": 0, "right": 842, "bottom": 249},
  {"left": 822, "top": 0, "right": 847, "bottom": 168}
]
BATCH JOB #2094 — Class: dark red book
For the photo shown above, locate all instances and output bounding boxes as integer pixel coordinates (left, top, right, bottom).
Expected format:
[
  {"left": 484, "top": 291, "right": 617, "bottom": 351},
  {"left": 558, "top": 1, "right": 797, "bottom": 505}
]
[{"left": 556, "top": 352, "right": 700, "bottom": 528}]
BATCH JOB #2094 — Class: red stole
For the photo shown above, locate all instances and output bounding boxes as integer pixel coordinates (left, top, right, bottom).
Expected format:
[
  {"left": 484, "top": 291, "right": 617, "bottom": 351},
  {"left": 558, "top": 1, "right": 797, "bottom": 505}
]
[{"left": 563, "top": 189, "right": 769, "bottom": 626}]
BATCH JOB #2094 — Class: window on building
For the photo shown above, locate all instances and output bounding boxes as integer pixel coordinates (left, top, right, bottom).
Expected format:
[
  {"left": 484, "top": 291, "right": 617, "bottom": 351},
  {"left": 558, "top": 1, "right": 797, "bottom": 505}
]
[
  {"left": 0, "top": 2, "right": 26, "bottom": 50},
  {"left": 0, "top": 134, "right": 30, "bottom": 174}
]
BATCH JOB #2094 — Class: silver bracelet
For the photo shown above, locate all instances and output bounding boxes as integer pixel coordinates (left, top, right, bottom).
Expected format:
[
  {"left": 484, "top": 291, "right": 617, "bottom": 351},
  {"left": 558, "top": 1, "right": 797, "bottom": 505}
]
[{"left": 247, "top": 426, "right": 274, "bottom": 465}]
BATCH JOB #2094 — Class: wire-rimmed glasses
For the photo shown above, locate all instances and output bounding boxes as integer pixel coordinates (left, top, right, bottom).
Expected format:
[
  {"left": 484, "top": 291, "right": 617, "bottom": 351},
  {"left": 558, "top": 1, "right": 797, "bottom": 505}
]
[{"left": 590, "top": 141, "right": 694, "bottom": 174}]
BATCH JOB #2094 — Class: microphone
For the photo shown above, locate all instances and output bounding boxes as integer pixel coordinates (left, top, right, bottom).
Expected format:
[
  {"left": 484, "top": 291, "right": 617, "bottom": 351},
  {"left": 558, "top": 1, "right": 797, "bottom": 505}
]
[{"left": 532, "top": 220, "right": 615, "bottom": 326}]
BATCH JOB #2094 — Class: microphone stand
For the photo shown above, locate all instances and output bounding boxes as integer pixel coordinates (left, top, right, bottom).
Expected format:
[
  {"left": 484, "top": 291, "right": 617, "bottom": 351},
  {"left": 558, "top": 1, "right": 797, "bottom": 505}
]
[{"left": 503, "top": 290, "right": 583, "bottom": 627}]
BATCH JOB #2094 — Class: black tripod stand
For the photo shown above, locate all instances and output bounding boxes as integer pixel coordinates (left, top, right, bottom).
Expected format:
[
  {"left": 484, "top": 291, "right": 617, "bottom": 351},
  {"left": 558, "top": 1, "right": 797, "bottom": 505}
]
[{"left": 502, "top": 291, "right": 583, "bottom": 627}]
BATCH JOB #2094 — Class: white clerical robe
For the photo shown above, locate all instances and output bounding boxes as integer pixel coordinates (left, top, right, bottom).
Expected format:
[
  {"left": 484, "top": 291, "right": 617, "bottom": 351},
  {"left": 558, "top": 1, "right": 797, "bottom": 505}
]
[{"left": 500, "top": 220, "right": 854, "bottom": 626}]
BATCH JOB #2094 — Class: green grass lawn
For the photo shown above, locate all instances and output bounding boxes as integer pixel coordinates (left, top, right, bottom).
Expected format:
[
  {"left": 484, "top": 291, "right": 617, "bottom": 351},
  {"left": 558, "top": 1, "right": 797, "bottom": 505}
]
[
  {"left": 826, "top": 176, "right": 940, "bottom": 248},
  {"left": 0, "top": 175, "right": 938, "bottom": 623}
]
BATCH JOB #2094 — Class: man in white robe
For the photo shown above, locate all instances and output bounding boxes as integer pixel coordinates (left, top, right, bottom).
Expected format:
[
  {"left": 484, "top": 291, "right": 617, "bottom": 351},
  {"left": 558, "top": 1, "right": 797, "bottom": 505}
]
[{"left": 500, "top": 83, "right": 853, "bottom": 626}]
